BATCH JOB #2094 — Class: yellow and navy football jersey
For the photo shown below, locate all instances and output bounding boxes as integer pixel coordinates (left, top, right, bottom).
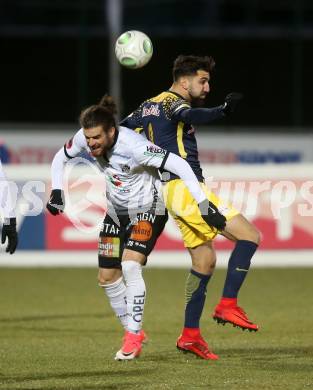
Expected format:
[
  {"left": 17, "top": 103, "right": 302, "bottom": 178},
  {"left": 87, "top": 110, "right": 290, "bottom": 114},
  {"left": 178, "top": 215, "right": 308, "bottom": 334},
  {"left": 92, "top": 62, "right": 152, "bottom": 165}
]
[{"left": 121, "top": 91, "right": 204, "bottom": 181}]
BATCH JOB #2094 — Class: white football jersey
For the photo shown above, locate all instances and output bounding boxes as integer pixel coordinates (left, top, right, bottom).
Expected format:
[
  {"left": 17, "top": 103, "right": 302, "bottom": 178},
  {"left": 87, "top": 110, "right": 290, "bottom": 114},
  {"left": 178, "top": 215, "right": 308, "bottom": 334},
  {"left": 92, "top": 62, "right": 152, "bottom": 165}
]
[{"left": 60, "top": 126, "right": 167, "bottom": 212}]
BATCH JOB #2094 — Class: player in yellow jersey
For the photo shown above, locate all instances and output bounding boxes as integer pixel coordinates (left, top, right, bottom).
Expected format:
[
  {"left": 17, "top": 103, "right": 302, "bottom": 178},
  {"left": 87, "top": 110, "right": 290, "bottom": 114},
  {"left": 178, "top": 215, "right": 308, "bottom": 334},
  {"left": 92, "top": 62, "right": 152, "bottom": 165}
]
[{"left": 121, "top": 55, "right": 260, "bottom": 360}]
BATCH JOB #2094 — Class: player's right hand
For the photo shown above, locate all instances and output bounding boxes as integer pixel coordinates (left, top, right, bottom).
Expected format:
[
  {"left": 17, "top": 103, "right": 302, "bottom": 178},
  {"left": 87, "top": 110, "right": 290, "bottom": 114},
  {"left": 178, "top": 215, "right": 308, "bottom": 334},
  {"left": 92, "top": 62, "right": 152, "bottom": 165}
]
[
  {"left": 1, "top": 218, "right": 18, "bottom": 254},
  {"left": 198, "top": 199, "right": 226, "bottom": 231},
  {"left": 46, "top": 189, "right": 65, "bottom": 216},
  {"left": 222, "top": 92, "right": 243, "bottom": 115}
]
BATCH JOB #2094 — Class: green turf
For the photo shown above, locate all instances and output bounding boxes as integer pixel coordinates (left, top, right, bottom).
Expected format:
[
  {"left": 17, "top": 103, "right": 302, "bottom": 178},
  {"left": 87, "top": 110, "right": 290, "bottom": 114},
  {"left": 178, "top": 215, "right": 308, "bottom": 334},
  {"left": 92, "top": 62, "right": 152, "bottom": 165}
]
[{"left": 0, "top": 267, "right": 312, "bottom": 389}]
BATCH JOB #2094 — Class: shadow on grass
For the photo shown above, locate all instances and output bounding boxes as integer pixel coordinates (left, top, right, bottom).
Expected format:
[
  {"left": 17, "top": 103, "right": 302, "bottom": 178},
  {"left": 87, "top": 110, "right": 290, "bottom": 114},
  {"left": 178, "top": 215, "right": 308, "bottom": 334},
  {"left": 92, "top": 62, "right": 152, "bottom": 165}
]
[
  {"left": 218, "top": 345, "right": 313, "bottom": 356},
  {"left": 145, "top": 345, "right": 313, "bottom": 372},
  {"left": 217, "top": 345, "right": 313, "bottom": 372},
  {"left": 0, "top": 325, "right": 115, "bottom": 335},
  {"left": 4, "top": 385, "right": 134, "bottom": 390},
  {"left": 1, "top": 368, "right": 157, "bottom": 389},
  {"left": 0, "top": 313, "right": 104, "bottom": 323},
  {"left": 143, "top": 350, "right": 180, "bottom": 363}
]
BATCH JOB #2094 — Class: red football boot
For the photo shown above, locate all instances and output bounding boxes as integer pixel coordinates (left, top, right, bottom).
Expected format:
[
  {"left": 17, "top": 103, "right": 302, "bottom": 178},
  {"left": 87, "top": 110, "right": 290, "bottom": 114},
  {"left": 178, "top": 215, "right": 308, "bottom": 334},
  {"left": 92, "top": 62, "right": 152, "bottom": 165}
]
[
  {"left": 139, "top": 329, "right": 148, "bottom": 344},
  {"left": 213, "top": 302, "right": 259, "bottom": 332},
  {"left": 176, "top": 328, "right": 218, "bottom": 360},
  {"left": 115, "top": 331, "right": 142, "bottom": 360}
]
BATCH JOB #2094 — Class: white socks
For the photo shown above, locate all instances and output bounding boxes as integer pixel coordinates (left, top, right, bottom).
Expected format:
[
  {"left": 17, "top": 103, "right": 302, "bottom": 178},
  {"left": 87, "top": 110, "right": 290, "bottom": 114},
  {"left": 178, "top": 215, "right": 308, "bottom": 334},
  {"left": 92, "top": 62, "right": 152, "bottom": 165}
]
[
  {"left": 101, "top": 277, "right": 128, "bottom": 329},
  {"left": 100, "top": 261, "right": 146, "bottom": 333},
  {"left": 122, "top": 261, "right": 146, "bottom": 333}
]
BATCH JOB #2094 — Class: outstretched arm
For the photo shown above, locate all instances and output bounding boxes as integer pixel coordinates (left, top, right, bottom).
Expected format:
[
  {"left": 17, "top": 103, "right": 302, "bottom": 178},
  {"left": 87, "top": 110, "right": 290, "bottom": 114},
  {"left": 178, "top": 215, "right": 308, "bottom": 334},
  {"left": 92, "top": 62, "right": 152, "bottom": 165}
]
[
  {"left": 172, "top": 93, "right": 243, "bottom": 125},
  {"left": 132, "top": 139, "right": 226, "bottom": 230},
  {"left": 47, "top": 129, "right": 87, "bottom": 215},
  {"left": 161, "top": 153, "right": 226, "bottom": 230},
  {"left": 174, "top": 106, "right": 225, "bottom": 124}
]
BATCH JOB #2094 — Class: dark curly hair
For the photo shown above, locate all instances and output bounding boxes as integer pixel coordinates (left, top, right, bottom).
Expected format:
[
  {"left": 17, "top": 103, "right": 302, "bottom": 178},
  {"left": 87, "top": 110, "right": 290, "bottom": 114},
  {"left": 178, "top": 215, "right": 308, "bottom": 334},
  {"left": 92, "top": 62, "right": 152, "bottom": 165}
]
[{"left": 172, "top": 55, "right": 215, "bottom": 81}]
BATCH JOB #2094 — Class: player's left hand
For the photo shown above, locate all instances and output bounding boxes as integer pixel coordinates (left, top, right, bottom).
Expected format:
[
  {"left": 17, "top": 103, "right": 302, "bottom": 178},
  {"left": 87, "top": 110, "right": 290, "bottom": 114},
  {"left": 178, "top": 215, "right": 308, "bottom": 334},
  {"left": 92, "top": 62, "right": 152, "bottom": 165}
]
[
  {"left": 46, "top": 189, "right": 65, "bottom": 216},
  {"left": 198, "top": 199, "right": 226, "bottom": 231},
  {"left": 1, "top": 218, "right": 18, "bottom": 254},
  {"left": 223, "top": 92, "right": 243, "bottom": 115}
]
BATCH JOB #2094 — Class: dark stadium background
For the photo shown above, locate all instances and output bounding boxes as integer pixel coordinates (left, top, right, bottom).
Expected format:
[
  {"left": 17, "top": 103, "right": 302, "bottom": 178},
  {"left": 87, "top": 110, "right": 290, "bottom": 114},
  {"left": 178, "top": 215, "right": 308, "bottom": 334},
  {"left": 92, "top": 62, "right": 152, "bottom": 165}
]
[{"left": 0, "top": 0, "right": 312, "bottom": 128}]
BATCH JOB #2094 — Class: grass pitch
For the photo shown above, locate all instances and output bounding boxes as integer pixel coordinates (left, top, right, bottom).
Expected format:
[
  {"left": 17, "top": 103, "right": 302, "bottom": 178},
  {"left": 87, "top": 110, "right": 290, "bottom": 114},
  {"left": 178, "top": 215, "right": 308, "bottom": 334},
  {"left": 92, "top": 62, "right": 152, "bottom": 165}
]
[{"left": 0, "top": 266, "right": 312, "bottom": 389}]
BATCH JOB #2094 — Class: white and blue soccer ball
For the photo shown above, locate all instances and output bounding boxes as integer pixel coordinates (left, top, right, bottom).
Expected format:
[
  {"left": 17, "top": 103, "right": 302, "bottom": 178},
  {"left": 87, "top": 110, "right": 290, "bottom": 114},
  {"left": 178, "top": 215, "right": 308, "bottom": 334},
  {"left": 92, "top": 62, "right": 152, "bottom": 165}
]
[{"left": 115, "top": 30, "right": 153, "bottom": 69}]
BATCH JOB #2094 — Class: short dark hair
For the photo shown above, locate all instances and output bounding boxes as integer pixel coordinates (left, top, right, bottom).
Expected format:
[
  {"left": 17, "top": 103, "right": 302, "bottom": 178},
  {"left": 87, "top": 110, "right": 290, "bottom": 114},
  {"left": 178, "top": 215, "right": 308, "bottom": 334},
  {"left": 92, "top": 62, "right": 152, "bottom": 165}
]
[
  {"left": 172, "top": 55, "right": 216, "bottom": 81},
  {"left": 79, "top": 94, "right": 117, "bottom": 131}
]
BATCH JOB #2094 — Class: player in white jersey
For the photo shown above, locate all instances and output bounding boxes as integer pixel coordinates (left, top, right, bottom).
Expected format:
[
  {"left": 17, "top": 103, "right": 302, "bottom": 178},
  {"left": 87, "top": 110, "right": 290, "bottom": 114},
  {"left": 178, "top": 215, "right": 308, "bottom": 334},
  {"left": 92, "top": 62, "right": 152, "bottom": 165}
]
[
  {"left": 46, "top": 95, "right": 226, "bottom": 361},
  {"left": 0, "top": 159, "right": 18, "bottom": 254}
]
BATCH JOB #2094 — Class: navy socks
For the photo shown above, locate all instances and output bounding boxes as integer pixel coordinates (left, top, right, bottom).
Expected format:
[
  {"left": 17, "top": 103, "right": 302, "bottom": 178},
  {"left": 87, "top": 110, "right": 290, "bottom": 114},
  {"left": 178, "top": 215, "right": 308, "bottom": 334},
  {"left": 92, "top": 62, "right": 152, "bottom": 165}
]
[
  {"left": 184, "top": 269, "right": 211, "bottom": 328},
  {"left": 222, "top": 240, "right": 258, "bottom": 298}
]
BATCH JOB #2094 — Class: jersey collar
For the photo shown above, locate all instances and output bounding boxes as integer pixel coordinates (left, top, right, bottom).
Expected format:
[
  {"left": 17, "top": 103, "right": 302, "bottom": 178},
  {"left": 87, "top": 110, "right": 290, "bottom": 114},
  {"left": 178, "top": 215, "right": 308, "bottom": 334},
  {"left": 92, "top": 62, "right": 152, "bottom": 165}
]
[
  {"left": 110, "top": 128, "right": 119, "bottom": 150},
  {"left": 102, "top": 128, "right": 119, "bottom": 161},
  {"left": 167, "top": 90, "right": 186, "bottom": 101}
]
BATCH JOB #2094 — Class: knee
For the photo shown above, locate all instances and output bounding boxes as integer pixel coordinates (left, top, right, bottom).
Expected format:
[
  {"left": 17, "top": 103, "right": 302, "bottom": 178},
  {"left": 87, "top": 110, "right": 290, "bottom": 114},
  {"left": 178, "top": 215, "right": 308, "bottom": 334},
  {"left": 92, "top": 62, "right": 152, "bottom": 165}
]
[
  {"left": 98, "top": 268, "right": 122, "bottom": 286},
  {"left": 122, "top": 260, "right": 142, "bottom": 279},
  {"left": 248, "top": 226, "right": 261, "bottom": 245},
  {"left": 228, "top": 215, "right": 261, "bottom": 245},
  {"left": 195, "top": 261, "right": 216, "bottom": 275},
  {"left": 238, "top": 222, "right": 261, "bottom": 245},
  {"left": 208, "top": 258, "right": 216, "bottom": 273},
  {"left": 191, "top": 251, "right": 216, "bottom": 275}
]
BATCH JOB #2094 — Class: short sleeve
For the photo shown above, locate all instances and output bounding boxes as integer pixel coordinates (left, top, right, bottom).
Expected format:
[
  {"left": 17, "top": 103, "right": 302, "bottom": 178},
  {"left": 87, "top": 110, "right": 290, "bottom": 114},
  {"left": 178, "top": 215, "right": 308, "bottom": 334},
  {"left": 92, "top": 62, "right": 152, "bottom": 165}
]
[
  {"left": 163, "top": 95, "right": 191, "bottom": 120},
  {"left": 120, "top": 105, "right": 143, "bottom": 131}
]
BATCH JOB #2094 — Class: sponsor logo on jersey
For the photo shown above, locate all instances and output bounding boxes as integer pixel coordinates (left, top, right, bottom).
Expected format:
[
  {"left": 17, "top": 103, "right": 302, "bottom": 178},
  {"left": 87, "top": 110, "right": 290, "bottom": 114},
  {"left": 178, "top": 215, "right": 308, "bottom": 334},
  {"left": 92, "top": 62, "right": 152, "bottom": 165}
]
[
  {"left": 142, "top": 105, "right": 160, "bottom": 117},
  {"left": 130, "top": 220, "right": 153, "bottom": 241},
  {"left": 108, "top": 174, "right": 123, "bottom": 187},
  {"left": 144, "top": 145, "right": 166, "bottom": 157},
  {"left": 121, "top": 164, "right": 130, "bottom": 173},
  {"left": 98, "top": 237, "right": 120, "bottom": 257}
]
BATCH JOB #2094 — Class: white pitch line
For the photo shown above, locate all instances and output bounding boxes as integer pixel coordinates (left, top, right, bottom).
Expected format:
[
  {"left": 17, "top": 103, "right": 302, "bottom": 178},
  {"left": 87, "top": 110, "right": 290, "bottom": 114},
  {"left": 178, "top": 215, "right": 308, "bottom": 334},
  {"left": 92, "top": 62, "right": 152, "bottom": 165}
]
[{"left": 0, "top": 250, "right": 313, "bottom": 268}]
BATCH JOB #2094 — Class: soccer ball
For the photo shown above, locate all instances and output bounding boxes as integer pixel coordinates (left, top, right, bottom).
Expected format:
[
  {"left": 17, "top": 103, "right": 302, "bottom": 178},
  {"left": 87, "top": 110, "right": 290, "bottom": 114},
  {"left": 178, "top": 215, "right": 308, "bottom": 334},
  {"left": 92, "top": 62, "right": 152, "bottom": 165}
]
[{"left": 115, "top": 30, "right": 153, "bottom": 69}]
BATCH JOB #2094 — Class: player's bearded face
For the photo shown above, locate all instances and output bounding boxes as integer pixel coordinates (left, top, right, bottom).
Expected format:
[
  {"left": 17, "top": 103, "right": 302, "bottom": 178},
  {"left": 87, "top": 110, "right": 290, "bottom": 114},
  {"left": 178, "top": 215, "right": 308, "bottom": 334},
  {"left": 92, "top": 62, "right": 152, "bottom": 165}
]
[
  {"left": 187, "top": 70, "right": 210, "bottom": 102},
  {"left": 84, "top": 126, "right": 115, "bottom": 157}
]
